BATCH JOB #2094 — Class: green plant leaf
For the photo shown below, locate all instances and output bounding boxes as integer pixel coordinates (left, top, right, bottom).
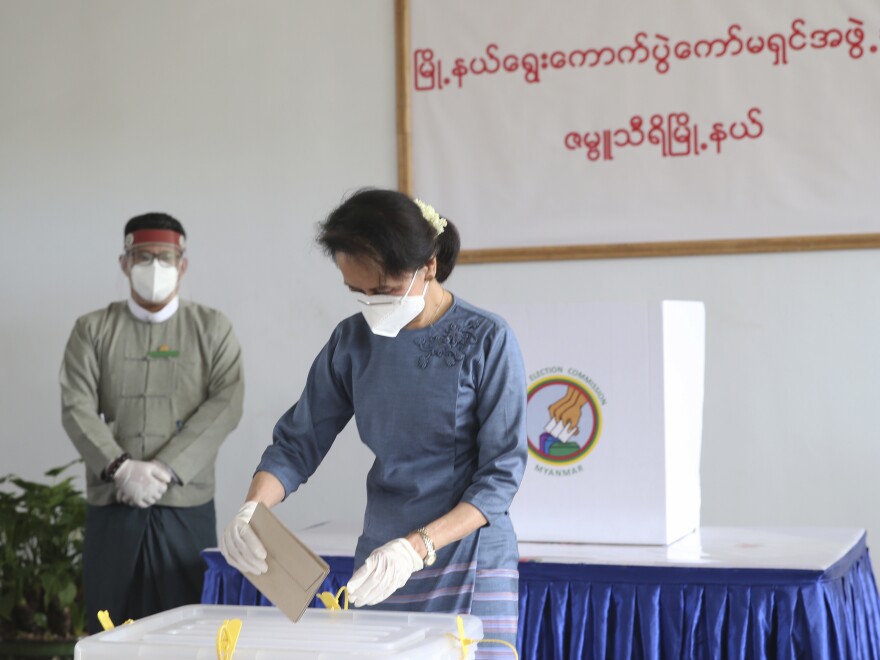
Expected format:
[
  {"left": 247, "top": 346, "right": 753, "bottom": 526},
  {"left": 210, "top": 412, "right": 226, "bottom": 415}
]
[
  {"left": 0, "top": 462, "right": 86, "bottom": 640},
  {"left": 57, "top": 582, "right": 77, "bottom": 607},
  {"left": 44, "top": 459, "right": 83, "bottom": 479}
]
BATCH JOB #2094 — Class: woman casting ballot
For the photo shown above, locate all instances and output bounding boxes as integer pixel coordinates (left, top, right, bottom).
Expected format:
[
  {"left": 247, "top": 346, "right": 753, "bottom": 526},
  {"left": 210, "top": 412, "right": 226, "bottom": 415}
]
[{"left": 220, "top": 189, "right": 527, "bottom": 653}]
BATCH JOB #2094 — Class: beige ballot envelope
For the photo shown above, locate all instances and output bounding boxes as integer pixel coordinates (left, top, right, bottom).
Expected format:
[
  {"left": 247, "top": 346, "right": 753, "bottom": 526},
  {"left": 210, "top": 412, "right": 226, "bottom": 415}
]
[{"left": 244, "top": 502, "right": 330, "bottom": 623}]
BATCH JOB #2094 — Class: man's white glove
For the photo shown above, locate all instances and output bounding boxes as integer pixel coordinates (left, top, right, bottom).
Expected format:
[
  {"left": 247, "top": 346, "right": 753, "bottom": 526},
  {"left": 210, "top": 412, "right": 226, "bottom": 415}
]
[
  {"left": 347, "top": 538, "right": 424, "bottom": 607},
  {"left": 151, "top": 459, "right": 180, "bottom": 485},
  {"left": 219, "top": 501, "right": 268, "bottom": 575},
  {"left": 114, "top": 459, "right": 172, "bottom": 508}
]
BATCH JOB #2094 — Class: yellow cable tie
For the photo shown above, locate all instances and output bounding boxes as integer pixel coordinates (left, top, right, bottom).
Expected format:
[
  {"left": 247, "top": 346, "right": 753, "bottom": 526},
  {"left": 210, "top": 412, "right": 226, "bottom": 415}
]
[
  {"left": 216, "top": 618, "right": 242, "bottom": 660},
  {"left": 479, "top": 638, "right": 520, "bottom": 658},
  {"left": 317, "top": 592, "right": 340, "bottom": 610},
  {"left": 317, "top": 586, "right": 349, "bottom": 611},
  {"left": 450, "top": 615, "right": 519, "bottom": 660},
  {"left": 97, "top": 610, "right": 114, "bottom": 631},
  {"left": 97, "top": 610, "right": 135, "bottom": 631}
]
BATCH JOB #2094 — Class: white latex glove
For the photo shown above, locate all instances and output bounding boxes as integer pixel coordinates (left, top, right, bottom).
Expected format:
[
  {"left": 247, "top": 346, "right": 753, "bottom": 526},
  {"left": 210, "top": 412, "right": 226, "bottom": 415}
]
[
  {"left": 219, "top": 501, "right": 268, "bottom": 575},
  {"left": 150, "top": 459, "right": 180, "bottom": 484},
  {"left": 347, "top": 538, "right": 424, "bottom": 607},
  {"left": 114, "top": 459, "right": 172, "bottom": 508}
]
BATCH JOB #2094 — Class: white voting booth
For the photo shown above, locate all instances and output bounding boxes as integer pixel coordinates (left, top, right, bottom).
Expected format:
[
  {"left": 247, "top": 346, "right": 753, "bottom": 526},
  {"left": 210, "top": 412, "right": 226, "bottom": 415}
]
[{"left": 502, "top": 301, "right": 705, "bottom": 545}]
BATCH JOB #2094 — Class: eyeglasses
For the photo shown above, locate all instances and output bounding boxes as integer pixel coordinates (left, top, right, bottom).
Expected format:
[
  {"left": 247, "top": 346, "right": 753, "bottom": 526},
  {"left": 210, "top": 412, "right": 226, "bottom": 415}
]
[{"left": 125, "top": 249, "right": 183, "bottom": 268}]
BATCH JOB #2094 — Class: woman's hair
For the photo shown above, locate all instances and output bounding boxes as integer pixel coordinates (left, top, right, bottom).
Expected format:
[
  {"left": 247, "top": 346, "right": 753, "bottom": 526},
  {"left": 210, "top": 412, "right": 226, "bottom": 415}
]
[{"left": 317, "top": 189, "right": 461, "bottom": 283}]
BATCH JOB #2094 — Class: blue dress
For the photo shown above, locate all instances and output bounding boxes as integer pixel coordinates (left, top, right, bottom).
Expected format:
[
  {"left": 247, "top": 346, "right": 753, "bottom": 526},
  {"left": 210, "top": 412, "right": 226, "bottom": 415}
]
[{"left": 257, "top": 296, "right": 527, "bottom": 632}]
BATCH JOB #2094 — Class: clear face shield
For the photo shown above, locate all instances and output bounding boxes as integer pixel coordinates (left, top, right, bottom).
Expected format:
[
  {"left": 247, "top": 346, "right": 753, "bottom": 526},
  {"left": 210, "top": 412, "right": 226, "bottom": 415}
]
[{"left": 124, "top": 245, "right": 184, "bottom": 304}]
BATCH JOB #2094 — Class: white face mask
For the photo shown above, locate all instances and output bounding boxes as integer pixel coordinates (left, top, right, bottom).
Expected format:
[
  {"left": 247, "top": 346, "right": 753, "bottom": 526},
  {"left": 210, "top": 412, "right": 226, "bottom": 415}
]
[
  {"left": 353, "top": 269, "right": 428, "bottom": 338},
  {"left": 131, "top": 262, "right": 179, "bottom": 304}
]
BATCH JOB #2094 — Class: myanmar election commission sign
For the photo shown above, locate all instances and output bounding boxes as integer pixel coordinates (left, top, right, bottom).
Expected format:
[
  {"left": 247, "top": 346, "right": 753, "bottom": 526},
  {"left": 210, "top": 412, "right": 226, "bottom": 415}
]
[
  {"left": 409, "top": 1, "right": 880, "bottom": 250},
  {"left": 499, "top": 302, "right": 705, "bottom": 545}
]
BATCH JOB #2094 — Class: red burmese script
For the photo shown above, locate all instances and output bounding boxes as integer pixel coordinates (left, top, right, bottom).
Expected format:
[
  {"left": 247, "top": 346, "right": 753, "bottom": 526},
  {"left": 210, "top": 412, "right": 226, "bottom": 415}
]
[
  {"left": 563, "top": 108, "right": 764, "bottom": 161},
  {"left": 413, "top": 18, "right": 872, "bottom": 90}
]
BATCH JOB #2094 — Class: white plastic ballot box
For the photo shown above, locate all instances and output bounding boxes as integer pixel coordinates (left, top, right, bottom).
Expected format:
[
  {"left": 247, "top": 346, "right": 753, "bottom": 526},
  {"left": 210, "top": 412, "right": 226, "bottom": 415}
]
[
  {"left": 501, "top": 301, "right": 705, "bottom": 545},
  {"left": 74, "top": 605, "right": 484, "bottom": 659}
]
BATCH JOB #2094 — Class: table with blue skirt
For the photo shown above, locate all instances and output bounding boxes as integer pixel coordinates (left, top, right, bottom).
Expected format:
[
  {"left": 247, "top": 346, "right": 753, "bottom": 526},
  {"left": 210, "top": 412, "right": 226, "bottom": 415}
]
[{"left": 201, "top": 525, "right": 880, "bottom": 659}]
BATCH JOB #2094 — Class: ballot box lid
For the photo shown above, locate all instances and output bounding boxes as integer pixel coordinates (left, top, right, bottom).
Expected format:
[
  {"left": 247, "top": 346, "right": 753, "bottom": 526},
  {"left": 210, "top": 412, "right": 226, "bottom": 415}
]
[{"left": 74, "top": 604, "right": 484, "bottom": 659}]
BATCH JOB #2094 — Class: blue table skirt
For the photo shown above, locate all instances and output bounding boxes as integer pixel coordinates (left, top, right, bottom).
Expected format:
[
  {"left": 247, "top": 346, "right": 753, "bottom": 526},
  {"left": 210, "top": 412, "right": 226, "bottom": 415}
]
[{"left": 201, "top": 535, "right": 880, "bottom": 659}]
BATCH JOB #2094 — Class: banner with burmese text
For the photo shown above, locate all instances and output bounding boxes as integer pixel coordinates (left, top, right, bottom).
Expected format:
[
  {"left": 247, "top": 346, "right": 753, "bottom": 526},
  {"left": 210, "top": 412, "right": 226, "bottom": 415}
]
[{"left": 409, "top": 0, "right": 880, "bottom": 250}]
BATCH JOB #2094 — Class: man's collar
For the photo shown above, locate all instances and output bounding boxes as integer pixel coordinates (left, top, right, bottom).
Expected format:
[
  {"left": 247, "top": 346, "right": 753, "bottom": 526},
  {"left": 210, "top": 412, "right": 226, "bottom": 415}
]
[{"left": 127, "top": 296, "right": 179, "bottom": 323}]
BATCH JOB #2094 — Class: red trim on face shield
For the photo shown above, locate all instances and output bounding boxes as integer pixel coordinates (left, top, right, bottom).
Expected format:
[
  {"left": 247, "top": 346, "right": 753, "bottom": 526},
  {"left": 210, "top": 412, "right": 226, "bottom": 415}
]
[{"left": 125, "top": 229, "right": 185, "bottom": 249}]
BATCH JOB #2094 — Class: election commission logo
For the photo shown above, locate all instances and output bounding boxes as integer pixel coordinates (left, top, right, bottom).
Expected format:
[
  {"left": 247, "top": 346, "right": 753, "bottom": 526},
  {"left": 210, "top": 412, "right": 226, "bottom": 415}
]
[{"left": 526, "top": 373, "right": 603, "bottom": 466}]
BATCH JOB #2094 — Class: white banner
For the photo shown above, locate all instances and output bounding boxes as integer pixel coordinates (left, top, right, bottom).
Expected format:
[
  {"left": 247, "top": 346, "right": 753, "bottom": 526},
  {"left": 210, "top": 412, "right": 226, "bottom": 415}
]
[{"left": 410, "top": 1, "right": 880, "bottom": 249}]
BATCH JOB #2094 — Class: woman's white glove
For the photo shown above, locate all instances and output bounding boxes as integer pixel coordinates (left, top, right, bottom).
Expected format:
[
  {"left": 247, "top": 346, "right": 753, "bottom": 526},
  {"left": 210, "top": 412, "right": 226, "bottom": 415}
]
[
  {"left": 347, "top": 538, "right": 424, "bottom": 607},
  {"left": 219, "top": 501, "right": 268, "bottom": 575},
  {"left": 114, "top": 459, "right": 172, "bottom": 508}
]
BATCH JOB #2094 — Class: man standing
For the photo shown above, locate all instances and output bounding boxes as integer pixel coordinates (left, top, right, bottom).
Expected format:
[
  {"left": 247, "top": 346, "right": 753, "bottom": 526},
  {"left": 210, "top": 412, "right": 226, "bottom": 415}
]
[{"left": 60, "top": 213, "right": 244, "bottom": 633}]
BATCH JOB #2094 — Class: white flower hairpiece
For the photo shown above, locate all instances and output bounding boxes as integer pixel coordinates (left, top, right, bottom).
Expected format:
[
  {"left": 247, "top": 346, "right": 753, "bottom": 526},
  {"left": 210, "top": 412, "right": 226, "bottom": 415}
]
[{"left": 414, "top": 198, "right": 447, "bottom": 236}]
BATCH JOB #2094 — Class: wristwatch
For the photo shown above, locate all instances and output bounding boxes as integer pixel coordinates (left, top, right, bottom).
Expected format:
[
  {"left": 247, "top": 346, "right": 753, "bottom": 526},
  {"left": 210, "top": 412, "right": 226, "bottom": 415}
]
[{"left": 416, "top": 527, "right": 436, "bottom": 566}]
